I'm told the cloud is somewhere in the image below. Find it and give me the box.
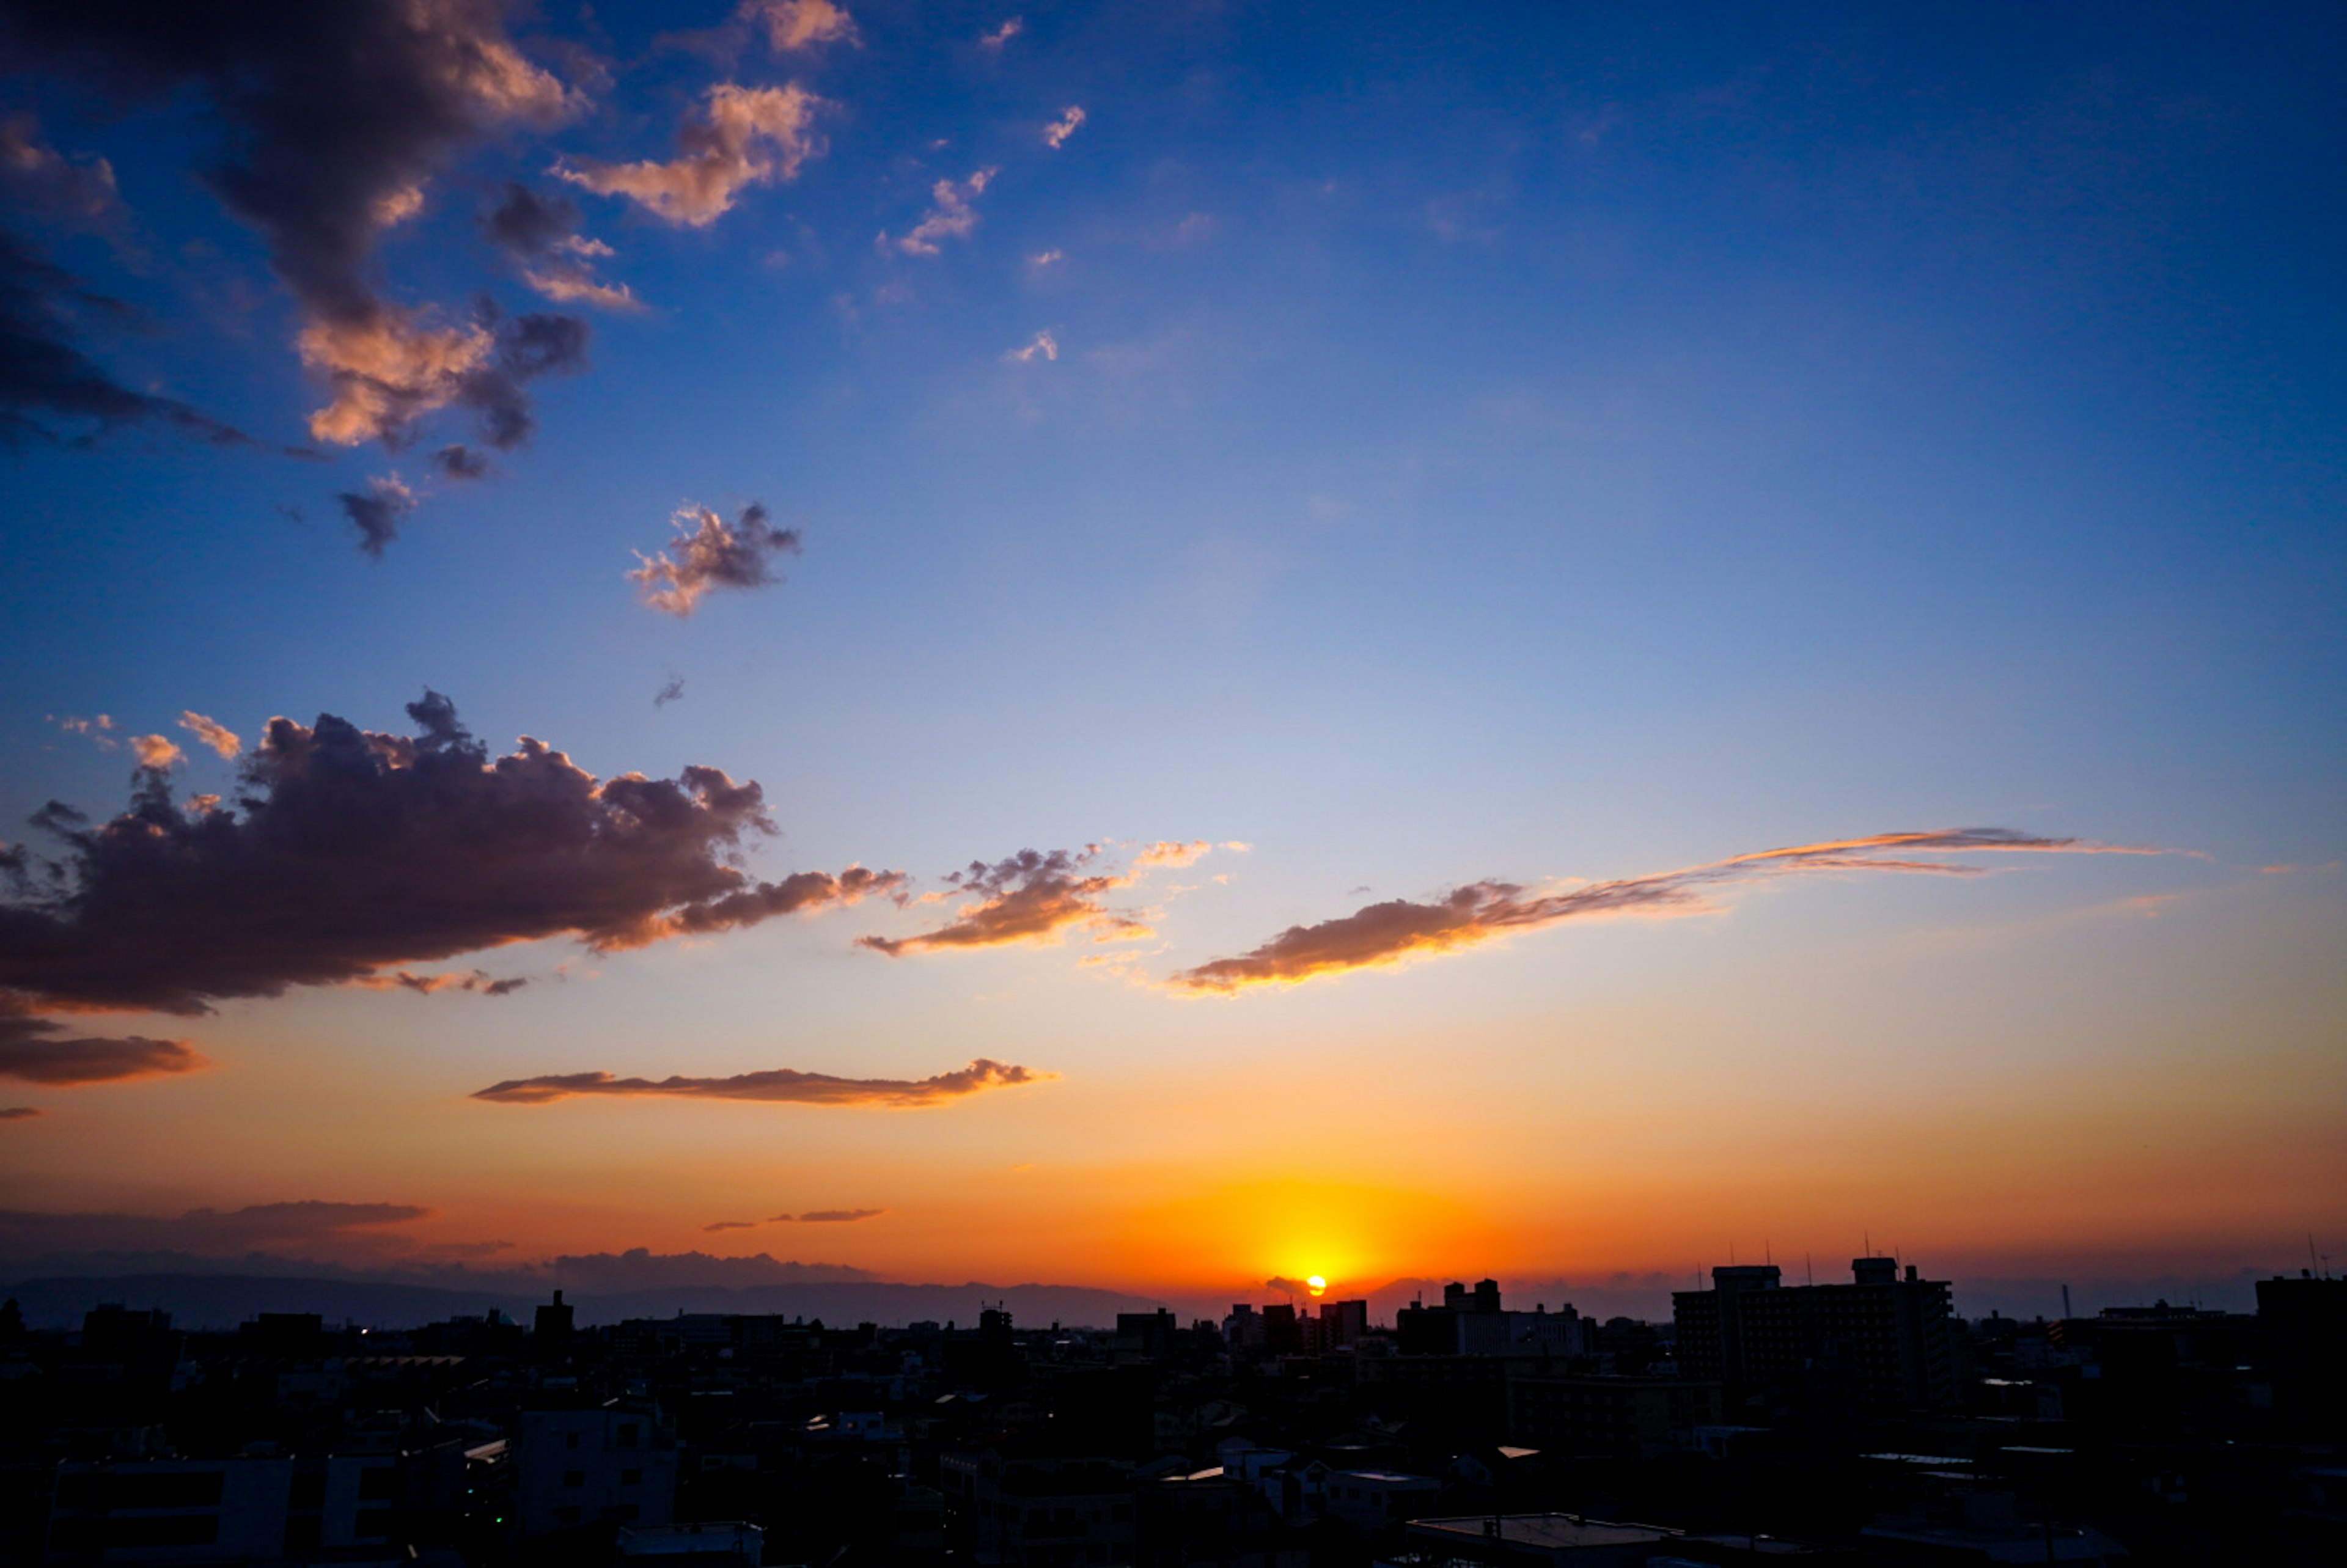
[0,228,251,449]
[0,690,902,1019]
[884,168,996,257]
[703,1218,755,1232]
[545,1249,871,1293]
[0,1200,427,1262]
[1169,829,2167,993]
[1133,840,1230,869]
[0,115,121,224]
[1029,247,1063,268]
[480,183,641,311]
[747,0,859,52]
[979,18,1024,52]
[472,1058,1045,1107]
[558,83,825,227]
[434,443,490,480]
[629,501,803,615]
[177,712,242,760]
[301,304,589,452]
[6,0,582,450]
[0,1106,40,1121]
[0,1006,205,1085]
[337,473,416,558]
[1004,329,1057,363]
[653,675,687,708]
[792,1207,884,1223]
[859,846,1148,956]
[348,969,527,997]
[128,735,183,770]
[1043,106,1086,148]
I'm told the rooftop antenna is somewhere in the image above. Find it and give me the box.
[1805,1253,1813,1287]
[1765,1240,1772,1266]
[1728,1242,1736,1266]
[2061,1284,2073,1320]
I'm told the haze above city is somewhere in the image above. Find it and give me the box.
[2,0,2341,1323]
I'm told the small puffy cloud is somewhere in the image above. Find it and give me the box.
[979,17,1024,51]
[177,713,241,760]
[472,1058,1045,1107]
[860,846,1147,956]
[1168,829,2169,994]
[338,474,416,559]
[559,84,826,227]
[53,714,117,749]
[630,502,803,616]
[481,186,645,310]
[1029,247,1063,268]
[884,168,996,257]
[0,690,901,1018]
[1043,106,1086,148]
[434,443,491,480]
[128,735,183,770]
[0,1006,205,1085]
[1004,330,1057,364]
[747,0,859,52]
[1133,840,1213,869]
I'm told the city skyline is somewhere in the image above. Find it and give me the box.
[3,1,2343,1318]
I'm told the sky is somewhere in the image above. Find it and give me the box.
[1,0,2341,1322]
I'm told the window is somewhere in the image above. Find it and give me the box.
[621,1468,642,1486]
[562,1470,584,1488]
[565,1432,581,1449]
[617,1422,639,1447]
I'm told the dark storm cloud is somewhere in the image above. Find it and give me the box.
[0,1004,205,1085]
[337,473,416,557]
[471,1058,1045,1107]
[0,691,902,1018]
[0,228,249,448]
[1168,829,2165,993]
[629,502,802,615]
[859,847,1145,956]
[0,0,584,448]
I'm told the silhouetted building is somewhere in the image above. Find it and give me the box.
[1673,1258,1958,1410]
[1507,1374,1723,1457]
[2258,1273,2347,1435]
[1318,1299,1368,1348]
[534,1288,575,1360]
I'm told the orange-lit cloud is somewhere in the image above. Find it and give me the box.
[860,847,1143,955]
[1043,106,1087,148]
[629,502,802,615]
[0,1006,205,1085]
[1170,828,2164,994]
[177,712,241,759]
[979,18,1024,53]
[792,1207,886,1222]
[559,84,825,227]
[128,734,183,770]
[349,969,527,997]
[472,1058,1045,1107]
[885,168,995,256]
[747,0,859,52]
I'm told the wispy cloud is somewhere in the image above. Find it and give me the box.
[177,712,241,760]
[559,84,826,227]
[790,1207,884,1223]
[703,1218,756,1232]
[1169,829,2167,994]
[472,1059,1046,1107]
[629,502,803,615]
[0,1106,41,1121]
[858,841,1237,958]
[349,969,527,997]
[1043,106,1087,148]
[1004,329,1058,363]
[884,169,996,257]
[979,18,1024,53]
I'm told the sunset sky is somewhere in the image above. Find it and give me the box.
[2,1,2341,1320]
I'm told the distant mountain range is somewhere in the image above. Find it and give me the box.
[0,1271,1203,1332]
